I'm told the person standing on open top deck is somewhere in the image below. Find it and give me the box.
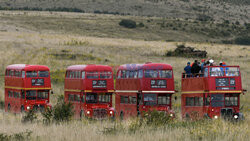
[184,62,192,77]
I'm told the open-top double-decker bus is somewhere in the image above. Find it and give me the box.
[64,65,115,119]
[115,63,175,119]
[5,64,52,113]
[181,65,245,120]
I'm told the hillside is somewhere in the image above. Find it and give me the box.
[0,10,249,141]
[0,0,250,23]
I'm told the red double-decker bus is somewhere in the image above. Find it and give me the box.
[5,64,52,113]
[115,63,175,119]
[64,65,115,119]
[181,65,245,120]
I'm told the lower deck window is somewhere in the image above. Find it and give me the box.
[144,94,157,106]
[120,96,129,104]
[158,95,170,105]
[225,94,238,106]
[99,94,111,103]
[186,97,203,106]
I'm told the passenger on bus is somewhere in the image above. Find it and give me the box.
[201,59,206,73]
[209,59,214,66]
[184,62,191,77]
[191,60,201,77]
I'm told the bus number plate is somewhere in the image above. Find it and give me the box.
[92,80,107,88]
[32,79,44,86]
[151,80,166,88]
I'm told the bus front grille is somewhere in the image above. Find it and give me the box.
[93,109,108,118]
[221,108,233,118]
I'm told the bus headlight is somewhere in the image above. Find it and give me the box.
[214,115,218,119]
[234,115,238,119]
[27,106,30,110]
[110,111,113,114]
[87,111,90,115]
[170,113,173,117]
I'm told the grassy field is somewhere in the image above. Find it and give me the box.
[0,11,249,140]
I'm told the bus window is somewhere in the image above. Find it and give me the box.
[75,95,80,102]
[68,94,74,101]
[100,72,112,79]
[138,70,143,78]
[26,91,37,100]
[126,71,130,78]
[186,97,194,106]
[99,94,111,103]
[158,95,170,105]
[86,72,99,79]
[8,91,13,98]
[38,71,49,77]
[225,67,239,76]
[26,71,37,77]
[129,71,134,78]
[121,70,126,78]
[145,70,158,78]
[211,94,224,107]
[86,93,98,103]
[204,95,210,106]
[37,91,49,99]
[117,70,121,79]
[159,70,172,78]
[21,91,25,99]
[22,71,25,78]
[10,70,14,76]
[15,71,21,77]
[225,94,238,106]
[210,67,223,77]
[204,68,208,77]
[144,94,157,106]
[82,94,85,103]
[81,71,85,79]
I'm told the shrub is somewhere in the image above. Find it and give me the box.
[119,19,137,28]
[234,35,250,45]
[22,110,37,123]
[52,102,74,123]
[137,22,145,27]
[143,110,172,126]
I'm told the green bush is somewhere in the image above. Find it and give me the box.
[22,110,37,123]
[52,102,74,123]
[119,19,137,28]
[234,36,250,45]
[143,110,172,126]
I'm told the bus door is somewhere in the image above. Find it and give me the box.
[137,93,143,116]
[203,93,210,118]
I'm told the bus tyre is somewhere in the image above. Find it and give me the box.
[185,113,190,120]
[21,106,25,113]
[8,104,11,112]
[120,112,124,120]
[80,110,84,119]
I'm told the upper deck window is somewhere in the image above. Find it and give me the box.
[225,67,239,76]
[138,70,143,78]
[210,67,223,77]
[82,71,85,79]
[100,72,112,79]
[26,71,37,77]
[159,70,172,78]
[86,72,99,79]
[145,70,158,78]
[38,71,49,77]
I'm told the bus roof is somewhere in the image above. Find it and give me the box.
[66,65,112,71]
[118,63,173,70]
[6,64,50,71]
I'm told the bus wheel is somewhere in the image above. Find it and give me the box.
[120,112,124,120]
[185,113,190,120]
[7,104,11,112]
[80,110,84,119]
[21,106,25,113]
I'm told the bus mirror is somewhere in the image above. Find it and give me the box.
[51,90,54,94]
[174,96,177,101]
